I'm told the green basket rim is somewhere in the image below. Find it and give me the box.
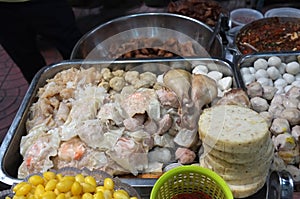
[150,165,234,199]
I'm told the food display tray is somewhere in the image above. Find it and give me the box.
[0,57,238,198]
[235,51,300,195]
[235,51,300,88]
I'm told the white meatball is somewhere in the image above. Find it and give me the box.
[275,86,284,95]
[270,118,290,135]
[268,56,282,68]
[255,69,268,79]
[247,82,263,98]
[259,111,273,127]
[217,77,232,91]
[268,103,285,118]
[257,77,271,86]
[283,73,295,84]
[291,125,300,141]
[271,95,284,105]
[242,74,255,85]
[262,85,278,100]
[207,71,223,81]
[249,67,256,74]
[254,58,268,70]
[267,66,280,80]
[283,97,298,109]
[295,73,300,80]
[278,63,287,74]
[192,64,208,74]
[240,67,250,75]
[286,61,300,75]
[250,97,269,112]
[273,133,296,151]
[284,85,293,93]
[281,108,300,125]
[274,78,288,88]
[292,80,300,88]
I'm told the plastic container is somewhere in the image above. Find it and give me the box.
[264,7,300,18]
[230,8,263,27]
[150,165,233,199]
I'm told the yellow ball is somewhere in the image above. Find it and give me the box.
[71,181,83,196]
[15,183,32,196]
[56,180,73,193]
[43,171,56,181]
[44,179,58,191]
[28,175,44,186]
[84,176,97,187]
[103,178,114,190]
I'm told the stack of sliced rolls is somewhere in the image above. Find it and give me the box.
[198,105,274,198]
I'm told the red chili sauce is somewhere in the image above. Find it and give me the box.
[237,19,300,54]
[171,192,212,199]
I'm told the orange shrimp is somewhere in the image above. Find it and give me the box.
[58,137,86,161]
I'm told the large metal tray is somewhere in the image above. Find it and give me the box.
[0,57,237,198]
[235,51,300,196]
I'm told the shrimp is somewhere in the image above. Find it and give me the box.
[121,88,159,120]
[58,137,86,161]
[18,129,60,178]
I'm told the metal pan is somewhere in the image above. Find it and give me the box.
[70,13,225,60]
[235,17,300,55]
[0,57,237,198]
[235,51,300,89]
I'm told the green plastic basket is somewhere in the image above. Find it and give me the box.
[150,165,233,199]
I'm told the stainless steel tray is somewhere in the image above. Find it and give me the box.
[235,51,300,196]
[235,51,300,89]
[0,57,237,198]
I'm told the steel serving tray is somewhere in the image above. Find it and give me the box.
[235,51,300,89]
[0,57,237,198]
[235,51,300,197]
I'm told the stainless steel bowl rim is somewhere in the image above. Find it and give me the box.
[71,12,224,59]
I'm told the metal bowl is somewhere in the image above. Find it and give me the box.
[235,17,300,55]
[70,13,224,59]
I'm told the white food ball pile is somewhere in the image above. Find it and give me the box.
[192,64,233,97]
[242,55,300,184]
[241,56,300,94]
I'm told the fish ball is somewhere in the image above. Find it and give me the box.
[275,86,284,95]
[292,80,300,88]
[268,56,282,68]
[255,69,268,79]
[242,74,255,85]
[284,85,293,93]
[250,97,269,112]
[257,77,271,86]
[274,78,287,88]
[218,77,232,91]
[267,66,280,80]
[286,61,300,75]
[295,73,300,81]
[254,58,268,70]
[249,67,256,74]
[207,71,223,81]
[240,67,250,75]
[283,73,295,84]
[192,65,208,74]
[278,63,287,74]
